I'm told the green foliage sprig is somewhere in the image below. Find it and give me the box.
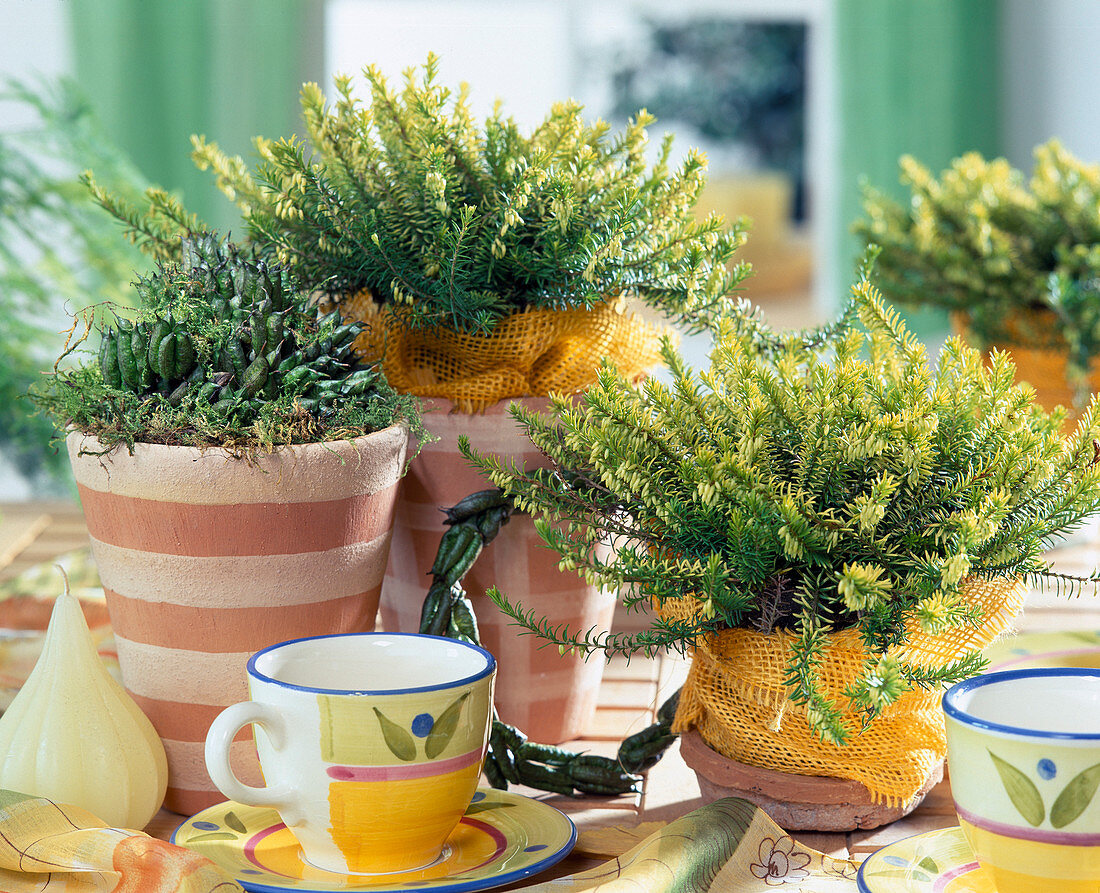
[0,78,151,486]
[462,269,1100,745]
[92,54,749,335]
[855,140,1100,392]
[30,234,421,455]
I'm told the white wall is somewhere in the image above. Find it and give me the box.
[0,0,72,116]
[1002,0,1100,171]
[325,0,574,131]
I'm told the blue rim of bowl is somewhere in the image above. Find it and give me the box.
[855,829,922,892]
[943,668,1100,740]
[247,632,497,695]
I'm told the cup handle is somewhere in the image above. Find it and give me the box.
[205,701,295,812]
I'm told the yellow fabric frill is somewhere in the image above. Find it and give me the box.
[664,576,1027,805]
[340,292,664,413]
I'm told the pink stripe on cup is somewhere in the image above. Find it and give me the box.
[956,803,1100,845]
[326,746,485,782]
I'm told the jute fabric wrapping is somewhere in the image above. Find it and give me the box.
[950,310,1100,421]
[663,576,1027,805]
[340,292,663,413]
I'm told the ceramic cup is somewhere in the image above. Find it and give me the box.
[943,668,1100,892]
[205,632,496,875]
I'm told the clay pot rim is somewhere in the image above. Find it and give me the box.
[66,423,407,457]
[66,424,410,503]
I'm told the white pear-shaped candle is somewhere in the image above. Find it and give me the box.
[0,572,167,828]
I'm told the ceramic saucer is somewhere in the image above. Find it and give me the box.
[173,788,576,893]
[857,827,992,892]
[985,629,1100,672]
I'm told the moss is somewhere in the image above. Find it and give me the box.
[30,234,425,460]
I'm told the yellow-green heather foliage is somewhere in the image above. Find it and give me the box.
[90,54,748,335]
[463,268,1100,745]
[856,140,1100,391]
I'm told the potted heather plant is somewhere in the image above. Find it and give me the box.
[855,139,1100,417]
[85,54,749,742]
[31,233,421,814]
[462,263,1100,830]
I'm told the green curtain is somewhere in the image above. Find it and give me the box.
[835,0,1000,329]
[69,0,322,235]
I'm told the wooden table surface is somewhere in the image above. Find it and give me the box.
[3,499,1100,883]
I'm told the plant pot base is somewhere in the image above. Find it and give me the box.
[679,728,943,831]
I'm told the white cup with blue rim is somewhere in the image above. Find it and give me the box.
[943,668,1100,892]
[205,632,496,875]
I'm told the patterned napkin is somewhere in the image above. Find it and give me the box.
[0,790,242,892]
[530,798,860,892]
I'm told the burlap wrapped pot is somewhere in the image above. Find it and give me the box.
[341,291,662,413]
[338,291,664,743]
[663,576,1027,806]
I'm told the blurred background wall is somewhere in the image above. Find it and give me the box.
[1,0,1099,497]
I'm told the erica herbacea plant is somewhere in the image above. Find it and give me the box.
[856,140,1100,393]
[97,54,747,336]
[463,268,1100,744]
[32,233,420,454]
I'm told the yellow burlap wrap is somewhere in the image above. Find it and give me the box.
[340,291,664,412]
[663,576,1027,804]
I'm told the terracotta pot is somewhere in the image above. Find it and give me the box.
[67,427,408,815]
[679,728,943,831]
[380,398,616,743]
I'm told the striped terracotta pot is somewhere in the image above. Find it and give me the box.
[67,427,407,815]
[380,399,616,744]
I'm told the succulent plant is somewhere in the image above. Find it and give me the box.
[32,233,420,453]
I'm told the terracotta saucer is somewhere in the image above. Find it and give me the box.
[679,728,943,831]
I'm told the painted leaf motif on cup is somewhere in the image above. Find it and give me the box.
[373,707,417,761]
[425,691,470,760]
[1051,762,1100,829]
[989,750,1045,827]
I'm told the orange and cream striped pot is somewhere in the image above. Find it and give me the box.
[67,427,408,815]
[380,398,616,744]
